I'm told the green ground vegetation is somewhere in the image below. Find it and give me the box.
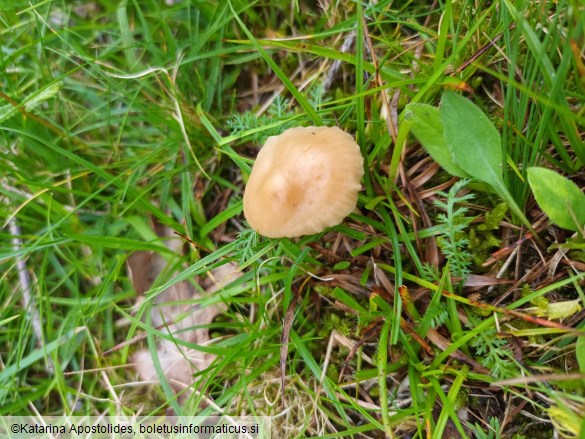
[1,0,584,437]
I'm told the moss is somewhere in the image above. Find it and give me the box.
[454,387,468,410]
[326,364,340,381]
[318,313,353,338]
[467,202,508,267]
[478,202,509,231]
[523,283,549,308]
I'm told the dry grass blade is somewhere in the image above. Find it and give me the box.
[425,328,491,374]
[492,373,585,388]
[8,218,44,346]
[463,275,515,287]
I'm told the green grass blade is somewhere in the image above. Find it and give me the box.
[227,1,321,126]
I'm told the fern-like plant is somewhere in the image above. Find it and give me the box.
[467,315,518,379]
[226,83,327,144]
[433,179,475,285]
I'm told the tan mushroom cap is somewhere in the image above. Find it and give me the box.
[243,126,364,238]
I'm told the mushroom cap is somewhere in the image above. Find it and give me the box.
[243,126,364,238]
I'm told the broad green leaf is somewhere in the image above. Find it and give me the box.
[404,103,470,178]
[439,92,536,235]
[527,167,585,232]
[439,91,502,186]
[524,299,582,320]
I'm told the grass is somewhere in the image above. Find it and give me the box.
[1,0,585,437]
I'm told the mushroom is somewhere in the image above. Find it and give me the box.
[243,126,364,238]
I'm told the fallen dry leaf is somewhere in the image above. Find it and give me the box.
[127,225,239,397]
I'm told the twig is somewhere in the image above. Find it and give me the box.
[323,31,356,91]
[8,217,54,372]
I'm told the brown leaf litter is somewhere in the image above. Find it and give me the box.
[127,224,239,400]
